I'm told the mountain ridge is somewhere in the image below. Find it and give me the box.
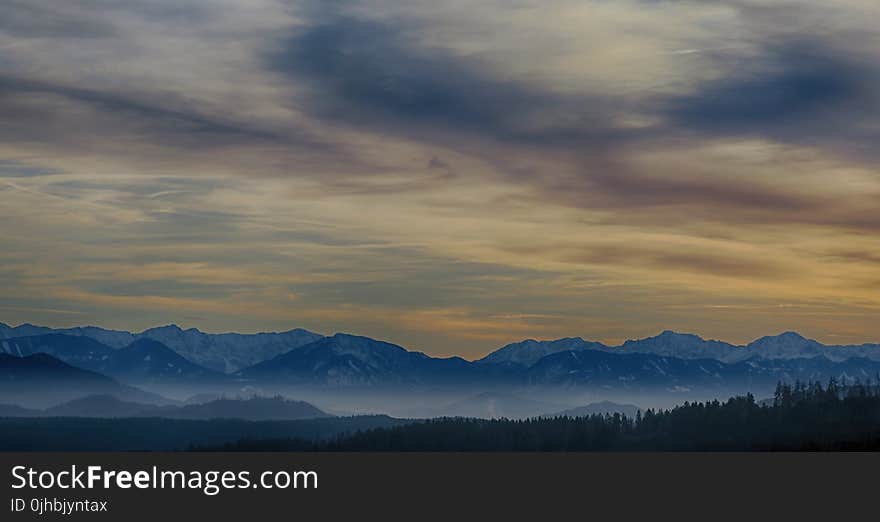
[1,334,225,384]
[1,323,324,372]
[0,352,169,408]
[481,330,880,366]
[4,323,880,395]
[7,322,880,367]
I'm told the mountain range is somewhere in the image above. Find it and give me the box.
[3,322,880,397]
[0,334,223,383]
[0,323,321,372]
[482,330,880,365]
[236,333,510,386]
[0,352,168,408]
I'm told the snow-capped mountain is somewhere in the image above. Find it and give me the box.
[525,349,732,389]
[237,333,509,386]
[736,331,880,362]
[523,349,880,390]
[618,330,741,361]
[5,321,880,393]
[1,334,223,383]
[1,333,115,369]
[480,330,880,366]
[0,323,324,373]
[99,338,224,382]
[136,325,323,373]
[478,337,608,367]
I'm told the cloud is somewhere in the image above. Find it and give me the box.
[0,72,339,166]
[0,0,117,39]
[267,8,638,149]
[503,240,789,280]
[665,40,879,148]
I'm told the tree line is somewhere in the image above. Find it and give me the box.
[205,379,880,451]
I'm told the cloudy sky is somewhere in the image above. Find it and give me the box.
[2,0,880,357]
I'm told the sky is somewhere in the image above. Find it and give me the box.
[1,0,880,358]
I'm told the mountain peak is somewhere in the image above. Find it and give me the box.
[478,337,604,367]
[750,331,812,344]
[743,331,825,360]
[327,332,390,345]
[280,327,319,335]
[142,324,184,334]
[655,330,701,339]
[624,330,707,345]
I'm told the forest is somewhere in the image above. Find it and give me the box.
[204,380,880,451]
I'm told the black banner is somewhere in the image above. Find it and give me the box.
[2,452,877,520]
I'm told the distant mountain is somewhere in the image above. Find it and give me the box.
[137,325,323,373]
[525,350,732,390]
[524,349,880,391]
[100,338,224,383]
[0,403,40,417]
[545,401,641,419]
[55,326,136,349]
[431,392,562,419]
[730,355,880,385]
[0,352,117,387]
[0,323,324,373]
[41,394,329,420]
[0,323,135,346]
[0,323,56,339]
[172,396,330,420]
[6,322,880,394]
[183,393,224,405]
[237,331,880,392]
[0,415,409,451]
[482,330,880,366]
[45,394,162,417]
[617,330,741,361]
[237,333,511,386]
[1,334,115,369]
[0,353,167,408]
[1,334,224,383]
[478,337,607,367]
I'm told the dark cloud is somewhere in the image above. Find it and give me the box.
[0,76,282,148]
[648,252,786,279]
[585,166,821,213]
[270,9,880,160]
[0,160,60,178]
[0,1,116,39]
[549,161,880,233]
[665,40,880,153]
[0,0,214,39]
[0,74,367,180]
[268,14,629,147]
[505,242,788,280]
[265,9,880,236]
